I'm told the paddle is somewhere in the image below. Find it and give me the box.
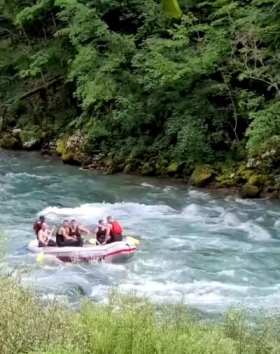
[126,236,140,246]
[36,252,45,264]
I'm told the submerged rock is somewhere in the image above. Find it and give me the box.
[190,165,214,187]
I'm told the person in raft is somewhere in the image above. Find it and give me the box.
[95,219,107,245]
[33,215,46,237]
[105,216,123,243]
[37,222,56,247]
[56,219,81,247]
[69,219,90,243]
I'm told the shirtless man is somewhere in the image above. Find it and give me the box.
[37,223,56,247]
[33,215,46,238]
[56,219,83,247]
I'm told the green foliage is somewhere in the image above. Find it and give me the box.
[1,278,280,354]
[15,0,54,27]
[1,0,280,175]
[161,0,182,18]
[246,101,280,155]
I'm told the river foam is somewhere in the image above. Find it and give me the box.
[1,150,280,313]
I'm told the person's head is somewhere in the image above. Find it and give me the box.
[63,219,69,227]
[98,219,106,226]
[39,215,45,223]
[41,222,48,231]
[107,216,113,224]
[70,219,77,227]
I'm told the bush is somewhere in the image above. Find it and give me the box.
[0,278,280,353]
[246,101,280,156]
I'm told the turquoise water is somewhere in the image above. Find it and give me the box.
[1,149,280,313]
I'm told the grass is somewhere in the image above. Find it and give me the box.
[0,278,279,354]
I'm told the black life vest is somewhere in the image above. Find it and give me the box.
[69,226,81,238]
[96,226,106,243]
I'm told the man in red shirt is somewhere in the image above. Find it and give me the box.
[105,216,123,243]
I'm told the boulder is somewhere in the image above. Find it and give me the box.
[20,129,42,151]
[190,165,214,187]
[141,162,155,176]
[240,184,260,198]
[61,152,82,166]
[166,161,180,175]
[56,137,67,156]
[248,174,268,187]
[11,128,22,136]
[22,138,41,150]
[0,132,22,149]
[123,163,133,174]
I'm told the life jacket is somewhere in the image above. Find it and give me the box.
[69,226,81,238]
[33,221,43,239]
[110,221,123,237]
[56,227,68,242]
[96,226,106,244]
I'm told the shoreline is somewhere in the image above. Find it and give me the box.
[2,145,278,201]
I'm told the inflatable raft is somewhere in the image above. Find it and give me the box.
[28,238,137,263]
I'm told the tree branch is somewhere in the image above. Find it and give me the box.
[19,76,64,101]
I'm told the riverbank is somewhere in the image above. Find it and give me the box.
[1,129,279,199]
[0,277,279,354]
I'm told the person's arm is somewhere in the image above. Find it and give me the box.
[38,230,47,246]
[104,224,111,243]
[79,225,90,235]
[63,231,74,240]
[59,227,74,240]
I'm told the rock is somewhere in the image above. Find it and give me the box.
[141,162,155,176]
[11,128,22,135]
[155,159,168,175]
[22,138,40,150]
[55,133,89,166]
[190,165,214,187]
[61,152,82,166]
[240,184,260,198]
[123,164,133,174]
[41,141,56,155]
[0,132,22,149]
[56,137,67,156]
[166,161,181,175]
[248,174,268,187]
[104,156,123,174]
[19,128,43,151]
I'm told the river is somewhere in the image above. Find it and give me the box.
[1,149,280,314]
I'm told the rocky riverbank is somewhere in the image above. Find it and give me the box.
[1,128,280,199]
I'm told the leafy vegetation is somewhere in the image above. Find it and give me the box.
[0,0,280,189]
[0,277,280,354]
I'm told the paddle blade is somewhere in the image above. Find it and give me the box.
[36,252,45,264]
[126,236,140,246]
